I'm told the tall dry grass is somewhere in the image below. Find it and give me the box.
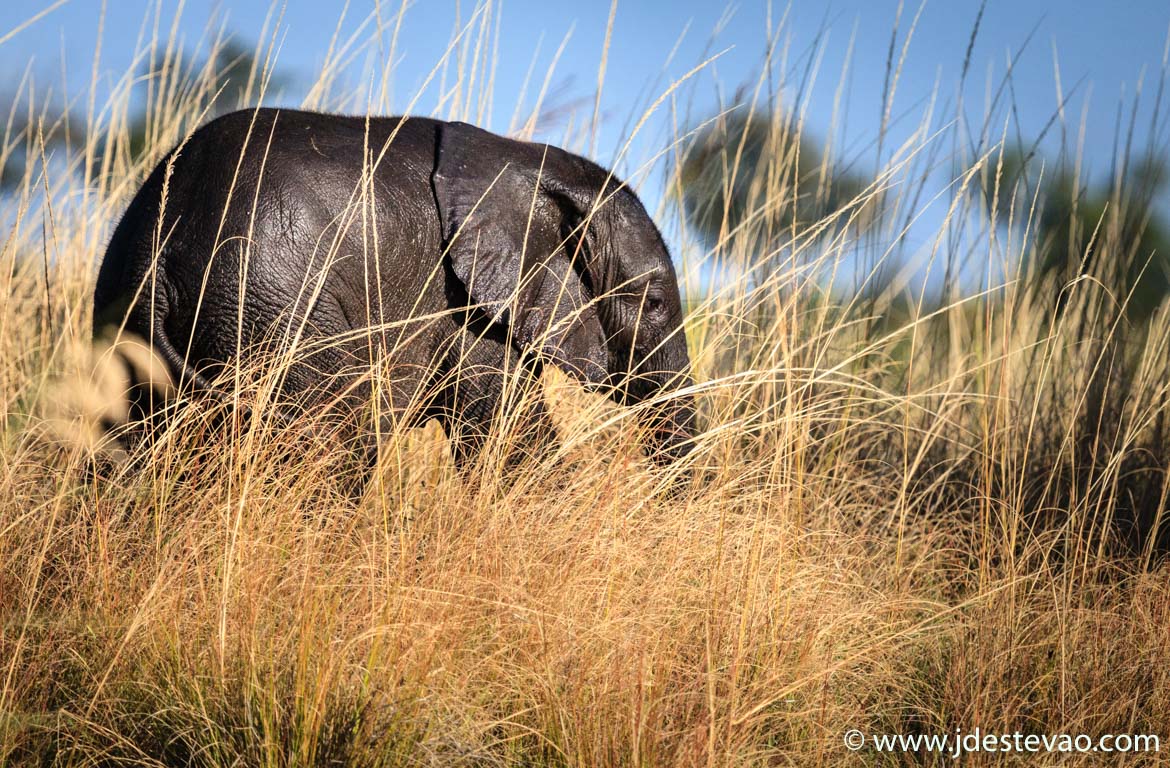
[3,2,1170,766]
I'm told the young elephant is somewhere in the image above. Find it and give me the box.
[93,109,696,474]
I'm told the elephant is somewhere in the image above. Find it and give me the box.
[92,108,697,480]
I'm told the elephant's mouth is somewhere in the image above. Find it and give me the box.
[598,363,660,405]
[646,395,698,464]
[597,367,697,465]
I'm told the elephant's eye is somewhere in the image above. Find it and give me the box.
[644,295,666,316]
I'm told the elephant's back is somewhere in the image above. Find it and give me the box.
[215,110,451,338]
[169,109,441,224]
[181,109,449,343]
[200,109,443,271]
[96,109,452,394]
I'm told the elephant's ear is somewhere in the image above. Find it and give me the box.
[433,121,607,385]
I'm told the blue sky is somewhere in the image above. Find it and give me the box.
[4,0,1170,277]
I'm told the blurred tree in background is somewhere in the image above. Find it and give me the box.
[0,90,84,190]
[110,38,288,172]
[676,104,878,251]
[1,36,286,191]
[992,145,1170,322]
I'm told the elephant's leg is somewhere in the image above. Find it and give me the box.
[294,340,439,499]
[505,394,559,469]
[434,356,558,474]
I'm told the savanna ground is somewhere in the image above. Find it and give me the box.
[3,2,1170,766]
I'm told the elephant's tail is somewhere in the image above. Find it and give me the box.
[143,310,218,396]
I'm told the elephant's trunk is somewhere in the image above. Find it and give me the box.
[642,375,698,467]
[610,329,698,471]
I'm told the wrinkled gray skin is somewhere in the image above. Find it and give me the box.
[94,108,696,477]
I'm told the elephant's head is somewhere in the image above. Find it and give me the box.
[432,121,697,466]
